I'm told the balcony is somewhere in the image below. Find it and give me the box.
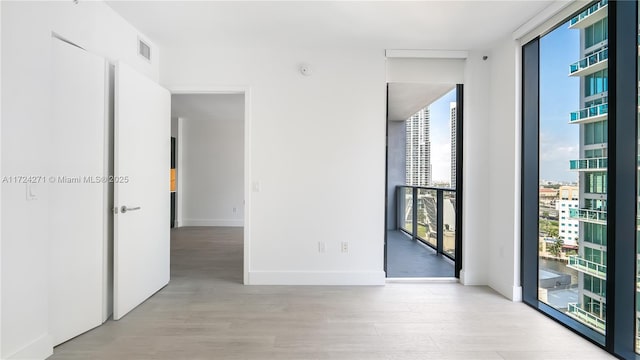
[569,48,608,77]
[569,208,606,225]
[567,255,607,280]
[569,157,607,171]
[566,303,606,334]
[569,103,607,124]
[397,186,457,261]
[569,0,608,30]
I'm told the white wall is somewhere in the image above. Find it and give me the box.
[486,37,522,301]
[460,51,492,286]
[1,2,158,358]
[162,47,387,285]
[162,45,500,286]
[172,94,245,227]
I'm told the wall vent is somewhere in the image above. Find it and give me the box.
[138,38,151,62]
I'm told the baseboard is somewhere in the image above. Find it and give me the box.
[182,219,243,227]
[511,285,523,302]
[5,333,52,360]
[458,269,487,286]
[248,271,385,285]
[386,277,458,283]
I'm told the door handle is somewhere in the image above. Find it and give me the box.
[121,206,141,214]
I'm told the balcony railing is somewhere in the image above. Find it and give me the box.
[567,303,606,334]
[569,47,608,76]
[569,157,607,171]
[397,185,457,260]
[569,0,608,29]
[567,255,607,280]
[570,103,608,123]
[569,208,607,224]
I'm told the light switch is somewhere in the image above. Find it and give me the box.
[26,183,38,201]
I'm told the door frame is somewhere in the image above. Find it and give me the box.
[383,84,463,278]
[169,86,252,285]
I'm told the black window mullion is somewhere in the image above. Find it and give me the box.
[607,0,638,357]
[455,84,463,278]
[521,39,540,306]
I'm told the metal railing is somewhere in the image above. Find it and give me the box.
[567,255,607,280]
[567,303,606,334]
[397,185,456,260]
[569,208,607,224]
[569,47,608,74]
[569,157,608,171]
[569,0,608,27]
[570,103,608,123]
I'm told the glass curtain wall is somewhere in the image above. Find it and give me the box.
[524,1,640,357]
[537,9,608,337]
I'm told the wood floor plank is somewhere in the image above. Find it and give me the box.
[49,227,614,359]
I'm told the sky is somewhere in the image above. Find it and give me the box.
[418,20,580,184]
[539,20,580,183]
[429,89,456,183]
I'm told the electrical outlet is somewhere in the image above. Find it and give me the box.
[341,241,348,253]
[232,207,237,213]
[318,241,325,253]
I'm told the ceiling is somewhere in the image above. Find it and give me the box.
[388,83,454,121]
[106,1,554,50]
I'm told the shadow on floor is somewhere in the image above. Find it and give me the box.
[386,230,454,277]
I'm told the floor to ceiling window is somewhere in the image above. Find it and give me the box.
[523,1,638,358]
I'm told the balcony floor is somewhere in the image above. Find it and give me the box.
[386,230,454,278]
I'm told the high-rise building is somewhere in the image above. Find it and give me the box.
[449,102,457,189]
[405,107,431,186]
[556,185,579,247]
[564,4,608,334]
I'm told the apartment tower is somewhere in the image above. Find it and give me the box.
[565,0,609,335]
[450,102,457,189]
[405,107,432,186]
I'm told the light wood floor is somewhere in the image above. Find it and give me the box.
[50,227,614,359]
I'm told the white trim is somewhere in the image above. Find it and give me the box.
[513,41,524,304]
[385,277,458,284]
[5,334,52,360]
[513,0,589,45]
[248,271,386,285]
[176,117,185,228]
[171,85,247,95]
[168,85,251,286]
[385,49,468,59]
[0,2,3,355]
[243,89,252,285]
[512,286,524,302]
[182,219,244,227]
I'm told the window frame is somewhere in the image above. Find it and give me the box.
[520,1,639,357]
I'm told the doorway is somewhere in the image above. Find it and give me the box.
[385,83,463,278]
[170,92,248,283]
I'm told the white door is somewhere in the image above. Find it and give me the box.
[113,62,171,320]
[49,38,109,345]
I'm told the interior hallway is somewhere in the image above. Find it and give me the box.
[50,227,613,359]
